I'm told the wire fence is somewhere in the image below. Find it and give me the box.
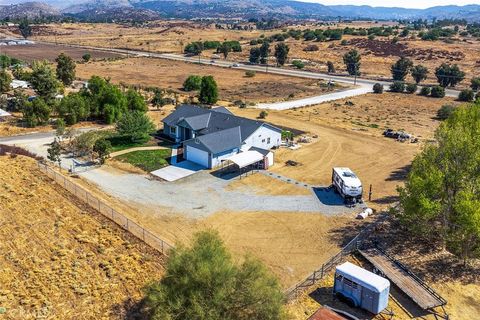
[284,213,390,301]
[36,161,173,256]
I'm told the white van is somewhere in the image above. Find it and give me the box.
[332,167,363,202]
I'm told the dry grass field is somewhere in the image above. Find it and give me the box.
[0,155,165,319]
[76,57,339,103]
[27,21,480,86]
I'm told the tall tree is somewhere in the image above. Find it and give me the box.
[391,57,413,81]
[218,42,232,59]
[143,231,285,320]
[151,88,166,110]
[327,61,336,73]
[274,43,290,66]
[470,77,480,91]
[259,41,270,65]
[435,63,465,87]
[126,89,147,112]
[411,65,429,84]
[249,47,261,64]
[116,111,155,143]
[56,53,76,86]
[343,49,361,76]
[47,138,62,168]
[18,18,32,39]
[199,76,218,105]
[0,69,12,93]
[30,60,60,99]
[398,103,480,263]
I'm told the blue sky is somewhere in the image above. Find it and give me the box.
[303,0,478,9]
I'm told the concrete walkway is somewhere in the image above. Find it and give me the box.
[110,146,168,157]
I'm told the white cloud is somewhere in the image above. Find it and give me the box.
[301,0,478,9]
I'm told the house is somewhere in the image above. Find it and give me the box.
[162,105,282,169]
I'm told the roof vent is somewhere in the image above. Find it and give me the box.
[195,138,200,144]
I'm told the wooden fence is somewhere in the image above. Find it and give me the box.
[37,162,173,256]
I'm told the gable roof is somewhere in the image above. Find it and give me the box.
[184,126,242,155]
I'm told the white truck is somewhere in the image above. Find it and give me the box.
[332,167,363,203]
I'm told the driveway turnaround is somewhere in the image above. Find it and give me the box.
[151,161,205,182]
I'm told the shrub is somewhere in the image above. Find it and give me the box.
[405,83,418,94]
[471,77,480,91]
[431,85,446,98]
[82,53,91,62]
[420,86,431,96]
[389,81,405,93]
[259,110,268,119]
[116,111,155,143]
[458,89,475,102]
[183,75,202,91]
[245,70,256,78]
[303,44,319,52]
[291,60,305,69]
[437,104,455,120]
[373,83,384,94]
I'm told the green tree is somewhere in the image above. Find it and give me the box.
[151,88,166,110]
[437,104,455,120]
[82,53,91,63]
[431,85,446,98]
[391,57,413,81]
[18,18,32,39]
[249,47,261,64]
[343,49,361,76]
[373,83,384,94]
[0,69,12,93]
[56,53,76,86]
[218,42,232,59]
[143,231,285,320]
[274,43,289,66]
[93,138,111,164]
[327,61,335,73]
[55,118,66,139]
[389,81,405,93]
[435,63,465,87]
[22,98,52,127]
[458,89,475,102]
[30,60,61,99]
[126,89,147,112]
[184,42,203,55]
[470,77,480,91]
[199,76,218,105]
[398,103,480,263]
[411,65,429,84]
[47,138,62,167]
[259,42,270,65]
[116,111,155,143]
[291,60,305,69]
[57,92,89,125]
[183,75,202,91]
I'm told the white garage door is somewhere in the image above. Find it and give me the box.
[185,146,210,168]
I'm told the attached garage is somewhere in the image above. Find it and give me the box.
[185,145,210,168]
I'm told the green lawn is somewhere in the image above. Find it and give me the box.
[115,149,172,172]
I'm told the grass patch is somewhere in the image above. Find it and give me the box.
[115,149,171,172]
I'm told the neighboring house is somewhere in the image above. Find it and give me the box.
[163,105,282,168]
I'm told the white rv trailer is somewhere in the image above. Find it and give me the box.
[332,167,363,202]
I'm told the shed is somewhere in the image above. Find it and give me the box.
[334,262,390,314]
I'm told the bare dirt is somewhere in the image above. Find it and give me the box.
[0,155,165,319]
[76,57,339,103]
[226,173,312,196]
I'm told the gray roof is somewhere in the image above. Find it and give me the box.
[249,146,271,156]
[184,126,242,155]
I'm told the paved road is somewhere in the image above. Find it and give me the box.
[38,41,460,105]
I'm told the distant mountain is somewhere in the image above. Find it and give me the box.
[2,0,480,22]
[0,1,60,19]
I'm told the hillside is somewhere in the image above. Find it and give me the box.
[0,155,165,318]
[0,2,59,19]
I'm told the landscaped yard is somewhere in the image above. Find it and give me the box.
[115,149,171,172]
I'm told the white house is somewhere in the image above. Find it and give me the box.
[162,105,282,169]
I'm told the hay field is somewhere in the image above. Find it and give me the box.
[0,155,165,319]
[76,57,338,103]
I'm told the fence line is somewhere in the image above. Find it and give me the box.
[284,213,390,301]
[36,161,173,256]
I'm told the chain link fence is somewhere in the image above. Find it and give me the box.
[37,161,173,255]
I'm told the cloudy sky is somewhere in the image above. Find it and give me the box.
[305,0,477,9]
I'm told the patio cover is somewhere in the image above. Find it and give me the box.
[226,150,264,169]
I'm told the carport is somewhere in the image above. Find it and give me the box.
[219,150,265,178]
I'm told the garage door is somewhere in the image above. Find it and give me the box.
[185,145,210,168]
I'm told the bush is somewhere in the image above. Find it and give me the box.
[420,86,431,96]
[259,110,268,119]
[437,104,455,120]
[183,75,202,91]
[303,44,319,52]
[389,81,405,93]
[405,83,418,94]
[291,60,305,69]
[245,70,256,78]
[373,83,384,94]
[116,111,155,143]
[82,53,91,62]
[431,85,446,98]
[458,89,475,102]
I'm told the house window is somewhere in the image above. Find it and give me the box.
[267,137,271,144]
[170,126,176,135]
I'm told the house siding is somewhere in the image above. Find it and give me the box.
[243,125,282,150]
[211,148,240,168]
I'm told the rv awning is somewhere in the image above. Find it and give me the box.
[226,151,264,169]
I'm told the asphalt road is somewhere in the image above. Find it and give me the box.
[38,41,461,100]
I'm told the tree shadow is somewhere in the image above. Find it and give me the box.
[371,195,399,205]
[112,297,148,320]
[385,164,411,182]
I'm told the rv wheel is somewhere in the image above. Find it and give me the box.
[346,297,356,308]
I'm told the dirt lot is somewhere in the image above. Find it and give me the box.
[76,57,341,103]
[31,21,480,87]
[0,155,165,319]
[0,43,121,62]
[226,173,312,196]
